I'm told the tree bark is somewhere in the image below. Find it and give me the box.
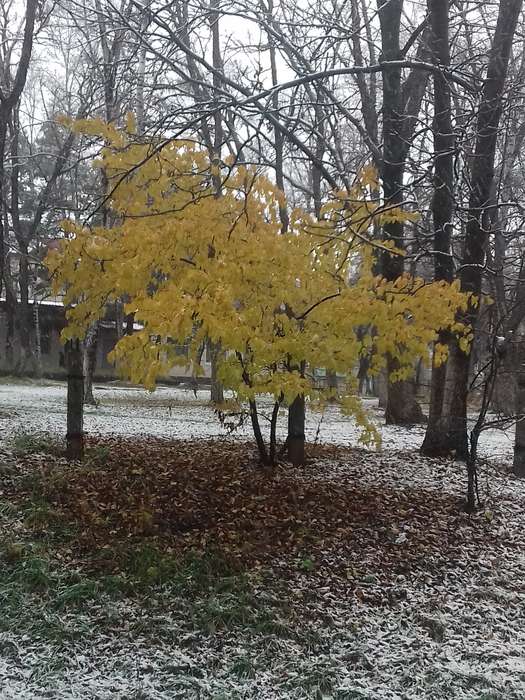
[288,394,305,467]
[269,398,282,466]
[376,367,388,407]
[377,0,425,425]
[66,340,84,460]
[421,0,456,455]
[9,110,38,375]
[83,323,99,405]
[0,0,38,326]
[209,340,224,404]
[249,399,269,465]
[0,114,6,304]
[206,0,225,406]
[267,4,307,464]
[514,335,525,477]
[327,369,339,395]
[438,0,524,458]
[15,244,36,375]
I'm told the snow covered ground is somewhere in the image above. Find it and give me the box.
[0,379,524,699]
[0,378,516,460]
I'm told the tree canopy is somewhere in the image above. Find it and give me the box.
[47,119,470,458]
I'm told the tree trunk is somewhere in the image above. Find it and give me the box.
[267,7,307,456]
[377,0,424,424]
[376,367,388,407]
[10,110,36,376]
[209,340,224,404]
[514,332,525,477]
[0,113,7,304]
[125,312,135,335]
[14,241,37,375]
[491,357,516,416]
[3,289,17,372]
[83,323,99,405]
[492,254,525,416]
[465,453,477,512]
[437,0,524,457]
[205,4,226,407]
[326,368,338,397]
[66,339,84,460]
[269,398,281,465]
[33,303,43,377]
[421,0,456,455]
[249,399,269,465]
[0,0,38,307]
[384,362,425,424]
[0,118,17,374]
[288,394,306,467]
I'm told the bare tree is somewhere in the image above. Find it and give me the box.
[425,0,524,458]
[420,0,455,454]
[0,0,38,370]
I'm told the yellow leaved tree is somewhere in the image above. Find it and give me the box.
[46,119,470,464]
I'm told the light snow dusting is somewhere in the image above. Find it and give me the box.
[0,380,515,459]
[0,380,524,699]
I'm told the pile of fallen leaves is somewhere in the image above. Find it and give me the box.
[10,435,509,594]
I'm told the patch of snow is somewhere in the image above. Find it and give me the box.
[0,382,515,461]
[0,380,524,698]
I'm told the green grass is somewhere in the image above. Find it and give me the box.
[2,453,273,638]
[11,429,64,457]
[114,545,287,635]
[0,500,18,518]
[229,654,257,679]
[23,499,64,530]
[10,430,112,470]
[84,443,111,464]
[97,543,242,593]
[0,555,91,642]
[0,443,322,654]
[283,658,340,695]
[0,536,293,647]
